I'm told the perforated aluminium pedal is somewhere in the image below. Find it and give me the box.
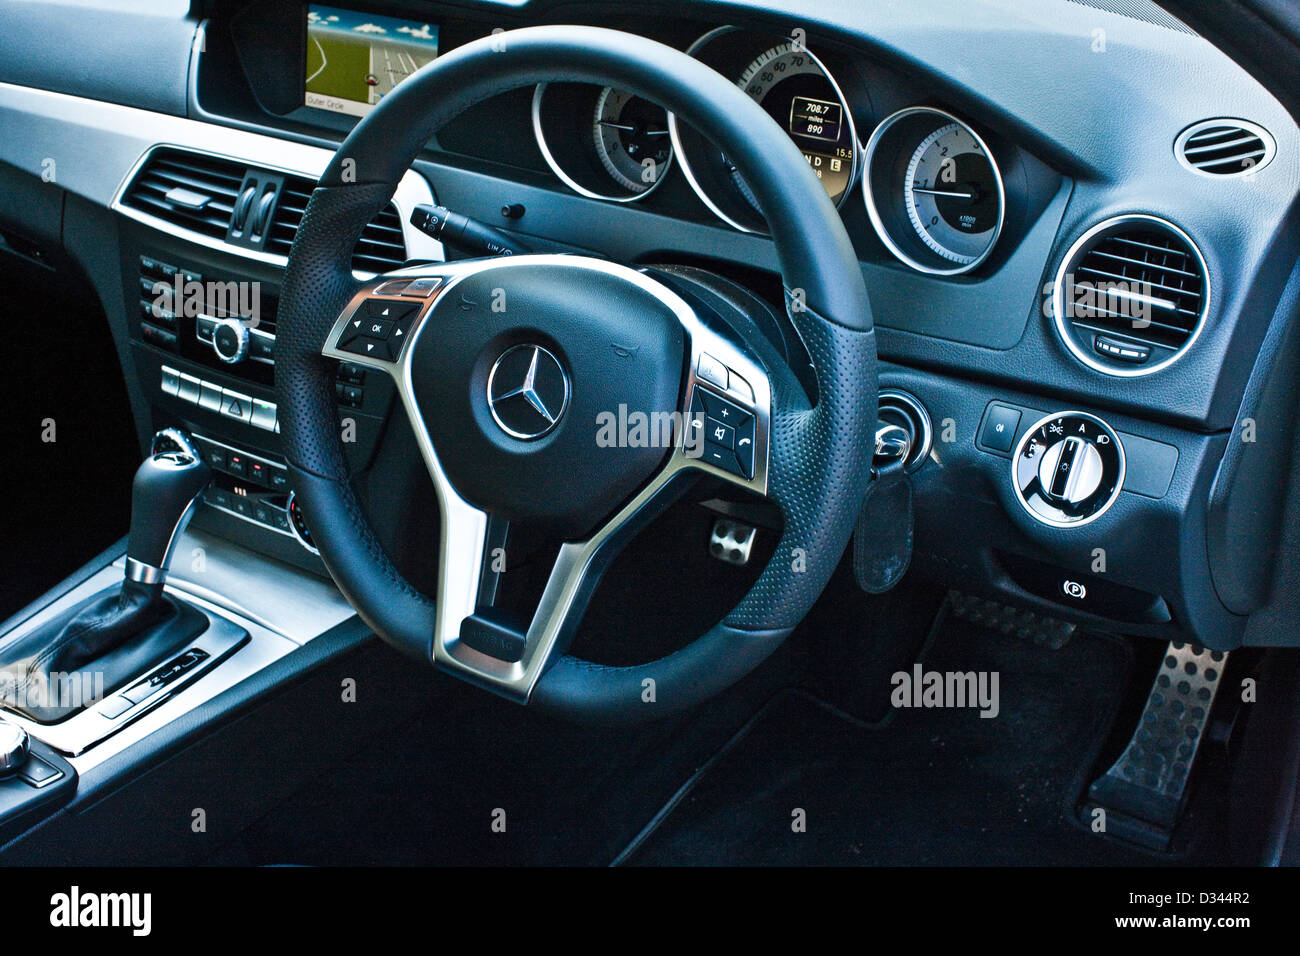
[1086,640,1228,850]
[709,518,756,566]
[946,590,1077,649]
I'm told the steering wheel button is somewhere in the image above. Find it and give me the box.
[363,318,394,339]
[697,352,729,389]
[404,277,444,297]
[366,300,416,323]
[728,370,754,403]
[703,442,740,474]
[696,386,748,426]
[706,419,735,449]
[341,336,393,361]
[734,416,756,475]
[374,278,411,296]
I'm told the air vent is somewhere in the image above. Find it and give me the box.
[120,148,243,240]
[121,148,407,273]
[1176,119,1275,177]
[267,177,408,273]
[1052,215,1209,376]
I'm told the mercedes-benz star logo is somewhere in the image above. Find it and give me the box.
[486,344,571,440]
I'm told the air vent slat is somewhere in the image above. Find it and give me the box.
[1054,216,1209,374]
[1182,134,1261,155]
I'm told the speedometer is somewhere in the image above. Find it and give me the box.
[735,43,856,205]
[863,107,1005,275]
[669,27,859,234]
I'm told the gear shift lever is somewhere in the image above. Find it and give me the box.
[124,451,212,586]
[0,449,211,723]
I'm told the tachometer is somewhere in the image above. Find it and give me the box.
[863,107,1005,275]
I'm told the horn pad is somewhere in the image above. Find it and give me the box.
[409,262,686,539]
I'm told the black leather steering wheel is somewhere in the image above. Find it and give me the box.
[275,25,877,722]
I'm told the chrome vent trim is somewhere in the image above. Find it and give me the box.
[1175,119,1275,178]
[1051,214,1210,377]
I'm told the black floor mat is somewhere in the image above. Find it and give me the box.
[624,621,1162,865]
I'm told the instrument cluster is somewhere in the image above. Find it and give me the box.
[530,24,1011,275]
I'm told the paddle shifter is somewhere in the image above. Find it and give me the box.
[0,450,211,723]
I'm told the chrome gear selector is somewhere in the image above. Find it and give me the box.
[1011,411,1124,527]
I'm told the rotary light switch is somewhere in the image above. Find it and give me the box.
[1012,411,1124,527]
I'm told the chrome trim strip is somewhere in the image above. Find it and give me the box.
[667,25,861,236]
[1050,214,1211,378]
[321,254,772,701]
[861,106,1006,276]
[531,83,674,204]
[123,557,165,585]
[1009,410,1126,529]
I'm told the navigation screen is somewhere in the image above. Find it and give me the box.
[305,6,439,117]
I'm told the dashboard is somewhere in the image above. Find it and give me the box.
[1,0,1299,654]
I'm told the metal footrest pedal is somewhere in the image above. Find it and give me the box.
[709,518,756,566]
[1085,640,1228,851]
[946,589,1077,649]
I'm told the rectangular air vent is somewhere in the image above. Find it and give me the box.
[121,149,407,272]
[266,177,408,273]
[120,148,244,240]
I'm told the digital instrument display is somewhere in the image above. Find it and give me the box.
[788,96,842,143]
[305,6,439,117]
[736,43,855,205]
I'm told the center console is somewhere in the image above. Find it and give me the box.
[0,135,443,840]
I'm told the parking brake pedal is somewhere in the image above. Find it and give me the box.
[710,518,756,566]
[1085,641,1228,851]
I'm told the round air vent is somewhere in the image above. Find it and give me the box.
[1175,119,1275,177]
[1051,215,1209,376]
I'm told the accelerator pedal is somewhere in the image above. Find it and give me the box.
[1085,640,1228,851]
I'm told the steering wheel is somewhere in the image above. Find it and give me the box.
[276,25,877,722]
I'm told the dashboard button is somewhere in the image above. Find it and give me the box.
[198,380,223,412]
[177,373,201,405]
[978,403,1021,454]
[250,398,277,431]
[220,389,253,424]
[160,366,180,397]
